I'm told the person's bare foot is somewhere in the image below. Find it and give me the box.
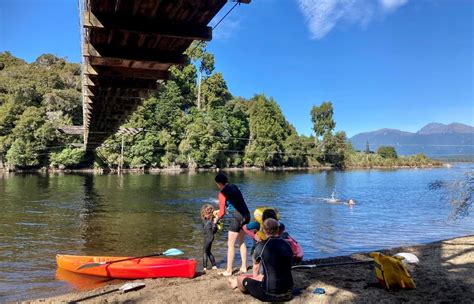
[228,277,238,289]
[239,267,247,274]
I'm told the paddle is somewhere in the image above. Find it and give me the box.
[76,248,184,270]
[292,260,371,269]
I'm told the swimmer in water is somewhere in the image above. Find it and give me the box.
[347,199,355,207]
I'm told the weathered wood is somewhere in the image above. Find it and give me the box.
[84,44,187,65]
[92,66,170,80]
[87,87,150,98]
[84,11,212,41]
[88,56,172,71]
[58,126,85,135]
[84,64,98,76]
[83,96,94,104]
[81,0,247,150]
[83,76,95,86]
[85,77,160,90]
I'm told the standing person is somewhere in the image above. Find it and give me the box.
[200,204,218,271]
[229,218,294,302]
[215,173,250,276]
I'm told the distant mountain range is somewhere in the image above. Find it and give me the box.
[350,123,474,159]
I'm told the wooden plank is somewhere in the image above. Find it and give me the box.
[93,66,170,80]
[83,76,95,86]
[84,11,212,41]
[84,43,187,64]
[87,87,150,98]
[84,64,99,76]
[84,102,93,110]
[83,96,94,104]
[84,87,95,97]
[85,75,159,89]
[58,126,85,135]
[88,56,172,71]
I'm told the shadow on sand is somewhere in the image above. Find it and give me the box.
[292,235,474,303]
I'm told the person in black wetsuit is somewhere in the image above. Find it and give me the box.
[215,173,251,276]
[200,204,218,271]
[230,218,294,302]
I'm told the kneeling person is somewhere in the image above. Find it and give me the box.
[239,218,294,302]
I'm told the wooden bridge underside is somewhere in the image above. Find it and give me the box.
[82,0,241,149]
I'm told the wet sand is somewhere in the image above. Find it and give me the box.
[29,235,474,303]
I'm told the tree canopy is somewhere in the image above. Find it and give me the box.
[0,50,436,170]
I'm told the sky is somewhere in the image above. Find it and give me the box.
[0,0,472,137]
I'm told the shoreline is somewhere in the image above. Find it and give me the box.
[0,163,446,175]
[30,235,474,303]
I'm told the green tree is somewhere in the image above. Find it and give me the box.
[283,126,308,167]
[224,98,250,166]
[377,146,398,159]
[50,148,85,169]
[323,131,350,167]
[178,109,229,168]
[6,106,58,168]
[200,72,232,110]
[244,95,290,167]
[310,101,335,138]
[186,42,215,110]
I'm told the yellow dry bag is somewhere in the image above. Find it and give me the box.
[253,207,280,241]
[369,252,416,290]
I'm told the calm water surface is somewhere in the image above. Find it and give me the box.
[1,164,473,301]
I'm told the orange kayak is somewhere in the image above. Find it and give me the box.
[56,254,197,279]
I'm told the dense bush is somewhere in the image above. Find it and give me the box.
[50,148,85,169]
[377,146,398,159]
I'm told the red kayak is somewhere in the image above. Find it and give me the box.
[56,254,197,279]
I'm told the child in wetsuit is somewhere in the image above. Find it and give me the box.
[200,204,218,271]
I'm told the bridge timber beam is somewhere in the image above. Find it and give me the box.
[80,0,251,150]
[84,12,213,41]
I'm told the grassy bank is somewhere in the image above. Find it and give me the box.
[345,152,443,168]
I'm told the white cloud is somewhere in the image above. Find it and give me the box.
[297,0,409,39]
[379,0,408,12]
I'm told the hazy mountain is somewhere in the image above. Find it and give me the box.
[417,123,474,135]
[350,123,474,159]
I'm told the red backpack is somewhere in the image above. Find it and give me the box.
[282,233,304,264]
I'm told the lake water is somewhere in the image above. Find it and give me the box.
[1,164,473,301]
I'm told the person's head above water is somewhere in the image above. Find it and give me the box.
[263,218,279,237]
[215,173,228,190]
[262,209,278,222]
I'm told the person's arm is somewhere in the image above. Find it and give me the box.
[212,221,218,234]
[242,225,256,240]
[252,244,264,280]
[242,221,259,240]
[217,192,226,219]
[252,260,261,278]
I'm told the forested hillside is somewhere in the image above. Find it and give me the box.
[0,46,439,170]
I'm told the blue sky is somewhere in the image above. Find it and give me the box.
[1,0,472,137]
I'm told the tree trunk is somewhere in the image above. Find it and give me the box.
[197,67,203,110]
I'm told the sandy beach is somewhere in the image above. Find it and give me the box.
[26,235,474,303]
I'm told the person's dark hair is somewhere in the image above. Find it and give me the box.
[263,218,279,236]
[262,209,278,222]
[215,173,228,185]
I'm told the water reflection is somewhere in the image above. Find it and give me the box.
[55,268,119,291]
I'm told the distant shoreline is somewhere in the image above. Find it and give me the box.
[0,163,447,174]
